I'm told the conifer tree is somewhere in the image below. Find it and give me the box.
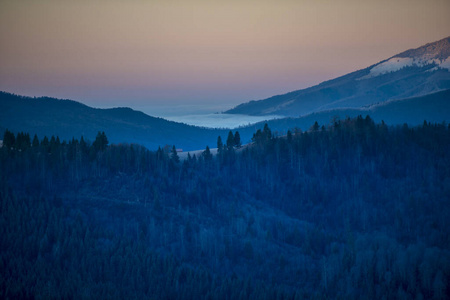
[217,136,223,154]
[227,131,235,150]
[93,131,108,152]
[203,145,212,160]
[15,132,31,151]
[311,121,320,131]
[171,145,180,163]
[3,130,15,150]
[32,134,40,148]
[263,123,272,139]
[234,131,241,148]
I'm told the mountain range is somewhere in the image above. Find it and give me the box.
[1,88,448,151]
[1,37,449,150]
[226,37,450,117]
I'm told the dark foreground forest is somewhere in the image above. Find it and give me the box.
[1,116,449,299]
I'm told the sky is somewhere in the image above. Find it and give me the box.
[1,0,449,116]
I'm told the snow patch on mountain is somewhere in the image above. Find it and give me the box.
[440,57,450,70]
[359,56,450,80]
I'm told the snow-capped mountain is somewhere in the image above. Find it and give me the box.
[227,37,450,117]
[360,37,450,79]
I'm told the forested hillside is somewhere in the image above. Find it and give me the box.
[0,91,228,151]
[1,117,449,299]
[243,89,450,137]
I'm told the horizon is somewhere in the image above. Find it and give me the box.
[1,0,450,112]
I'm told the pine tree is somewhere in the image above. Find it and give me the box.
[227,131,235,150]
[171,145,180,163]
[93,131,108,152]
[311,121,320,131]
[32,134,40,148]
[217,136,223,154]
[3,130,15,150]
[263,123,272,139]
[234,131,241,148]
[203,146,212,161]
[15,132,31,151]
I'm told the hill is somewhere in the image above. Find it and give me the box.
[232,89,450,141]
[226,37,450,117]
[0,91,229,151]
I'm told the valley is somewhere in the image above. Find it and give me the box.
[1,33,450,300]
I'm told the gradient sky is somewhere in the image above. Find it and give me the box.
[1,0,449,115]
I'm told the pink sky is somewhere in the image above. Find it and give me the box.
[1,0,449,113]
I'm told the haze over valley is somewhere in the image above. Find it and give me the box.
[1,1,450,299]
[2,37,450,150]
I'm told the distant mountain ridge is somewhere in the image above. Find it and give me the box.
[244,89,450,136]
[1,89,449,152]
[226,37,450,117]
[0,91,229,151]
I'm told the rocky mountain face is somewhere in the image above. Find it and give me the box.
[397,37,450,61]
[226,37,450,117]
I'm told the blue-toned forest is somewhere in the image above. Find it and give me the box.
[1,116,449,299]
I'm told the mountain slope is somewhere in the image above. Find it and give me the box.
[2,89,448,151]
[234,89,450,138]
[226,37,450,117]
[0,92,228,151]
